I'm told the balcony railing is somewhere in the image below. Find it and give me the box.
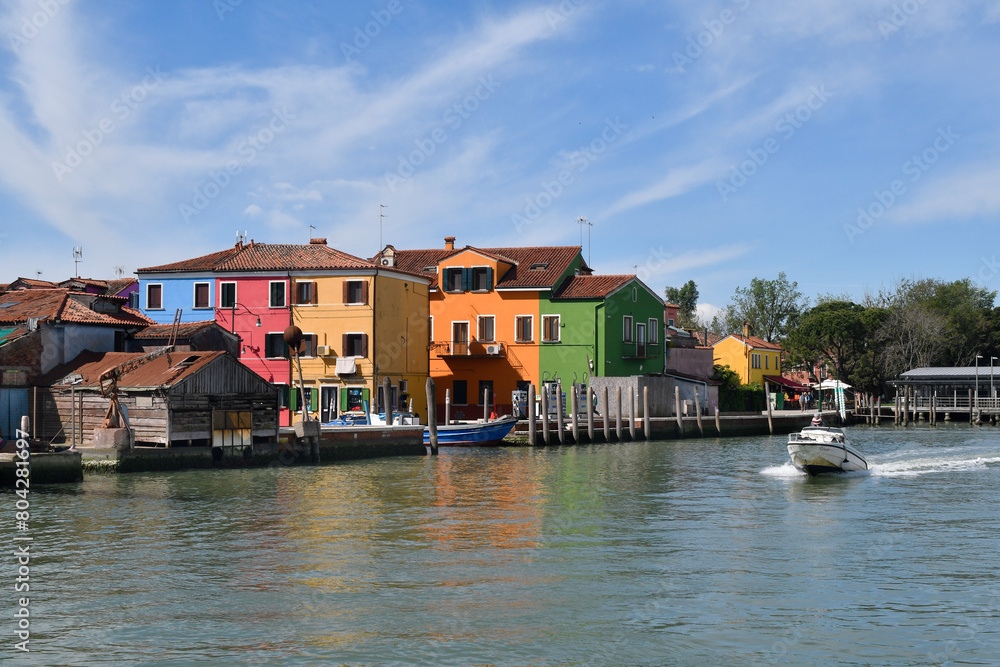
[431,340,506,357]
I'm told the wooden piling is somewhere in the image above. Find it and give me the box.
[425,377,438,455]
[969,389,975,425]
[627,387,634,440]
[675,386,683,435]
[541,387,550,445]
[715,406,721,436]
[383,377,393,426]
[931,391,937,425]
[765,382,773,435]
[615,386,622,441]
[643,386,650,440]
[903,390,909,426]
[602,386,610,442]
[694,390,704,436]
[484,386,490,420]
[587,384,595,443]
[528,384,537,446]
[445,389,451,426]
[571,385,579,444]
[556,381,566,445]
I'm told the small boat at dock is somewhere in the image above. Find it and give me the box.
[424,415,517,447]
[787,416,868,475]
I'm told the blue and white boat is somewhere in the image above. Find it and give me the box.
[423,415,517,447]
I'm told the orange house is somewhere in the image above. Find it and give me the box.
[379,236,587,420]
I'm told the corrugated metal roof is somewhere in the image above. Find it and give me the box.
[41,350,226,389]
[896,367,1000,382]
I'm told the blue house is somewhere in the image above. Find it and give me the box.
[136,246,241,324]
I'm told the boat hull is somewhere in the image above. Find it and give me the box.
[787,442,868,475]
[423,417,516,447]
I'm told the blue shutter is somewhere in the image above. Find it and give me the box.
[462,268,471,292]
[486,267,493,291]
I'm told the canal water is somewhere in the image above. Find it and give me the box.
[11,425,1000,666]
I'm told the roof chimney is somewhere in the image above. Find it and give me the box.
[444,236,455,250]
[742,321,750,338]
[309,238,327,245]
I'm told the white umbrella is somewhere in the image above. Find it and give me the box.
[818,379,852,390]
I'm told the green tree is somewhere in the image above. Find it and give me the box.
[723,272,807,342]
[664,280,699,328]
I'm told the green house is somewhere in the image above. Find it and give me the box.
[540,274,665,395]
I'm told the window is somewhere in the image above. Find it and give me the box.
[444,268,463,293]
[146,283,162,310]
[194,282,210,309]
[542,315,560,343]
[471,267,491,291]
[265,333,290,359]
[346,387,366,411]
[752,353,761,369]
[478,315,495,342]
[453,380,468,405]
[344,280,366,305]
[428,316,434,344]
[293,281,317,305]
[343,333,368,357]
[269,281,286,308]
[775,356,780,372]
[623,316,633,343]
[648,318,659,344]
[276,384,289,409]
[128,291,139,309]
[765,354,769,370]
[290,387,316,413]
[451,322,469,355]
[299,334,318,358]
[515,315,533,343]
[668,318,675,327]
[478,380,494,407]
[220,282,236,309]
[529,262,548,271]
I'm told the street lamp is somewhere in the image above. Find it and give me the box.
[222,302,262,334]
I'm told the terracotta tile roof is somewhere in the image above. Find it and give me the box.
[138,241,390,274]
[133,320,226,339]
[715,333,782,351]
[387,244,585,290]
[0,289,152,327]
[137,245,246,273]
[553,274,634,299]
[105,278,138,296]
[40,350,229,389]
[6,277,58,289]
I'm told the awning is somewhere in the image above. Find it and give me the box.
[763,375,811,391]
[819,379,852,390]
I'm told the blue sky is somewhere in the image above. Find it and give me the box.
[1,0,999,320]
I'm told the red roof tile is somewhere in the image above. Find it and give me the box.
[0,289,152,327]
[553,274,634,299]
[386,245,586,290]
[133,321,228,339]
[715,333,783,351]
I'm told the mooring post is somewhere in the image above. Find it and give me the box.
[903,390,910,426]
[426,377,438,455]
[571,385,579,444]
[931,391,937,425]
[587,384,595,443]
[528,384,537,446]
[625,386,633,440]
[694,390,704,437]
[602,386,610,442]
[615,386,622,441]
[969,389,975,425]
[541,387,550,445]
[484,386,490,421]
[445,388,451,426]
[383,377,393,426]
[675,386,683,436]
[715,406,721,435]
[765,382,773,435]
[556,381,566,444]
[643,386,650,440]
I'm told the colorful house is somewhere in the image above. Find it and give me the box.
[137,239,431,426]
[712,324,783,386]
[383,236,664,419]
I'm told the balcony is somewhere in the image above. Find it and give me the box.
[431,340,506,358]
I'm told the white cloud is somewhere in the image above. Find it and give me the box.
[889,163,1000,224]
[603,159,728,217]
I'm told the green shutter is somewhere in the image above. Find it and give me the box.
[340,388,348,410]
[309,387,318,411]
[290,388,298,412]
[362,388,370,404]
[462,268,471,292]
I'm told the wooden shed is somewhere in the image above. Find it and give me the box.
[36,350,278,447]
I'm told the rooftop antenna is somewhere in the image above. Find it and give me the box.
[73,246,83,278]
[379,204,387,252]
[114,265,126,278]
[577,216,593,265]
[36,270,42,280]
[309,224,316,242]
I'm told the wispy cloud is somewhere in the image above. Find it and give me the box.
[889,163,1000,224]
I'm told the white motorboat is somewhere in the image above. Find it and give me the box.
[787,420,868,475]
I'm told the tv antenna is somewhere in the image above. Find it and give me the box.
[309,224,316,242]
[73,246,83,277]
[379,204,387,252]
[114,265,126,278]
[577,216,593,265]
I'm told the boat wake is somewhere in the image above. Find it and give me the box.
[760,462,806,477]
[868,454,1000,478]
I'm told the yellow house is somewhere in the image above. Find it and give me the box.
[712,326,783,386]
[281,244,431,424]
